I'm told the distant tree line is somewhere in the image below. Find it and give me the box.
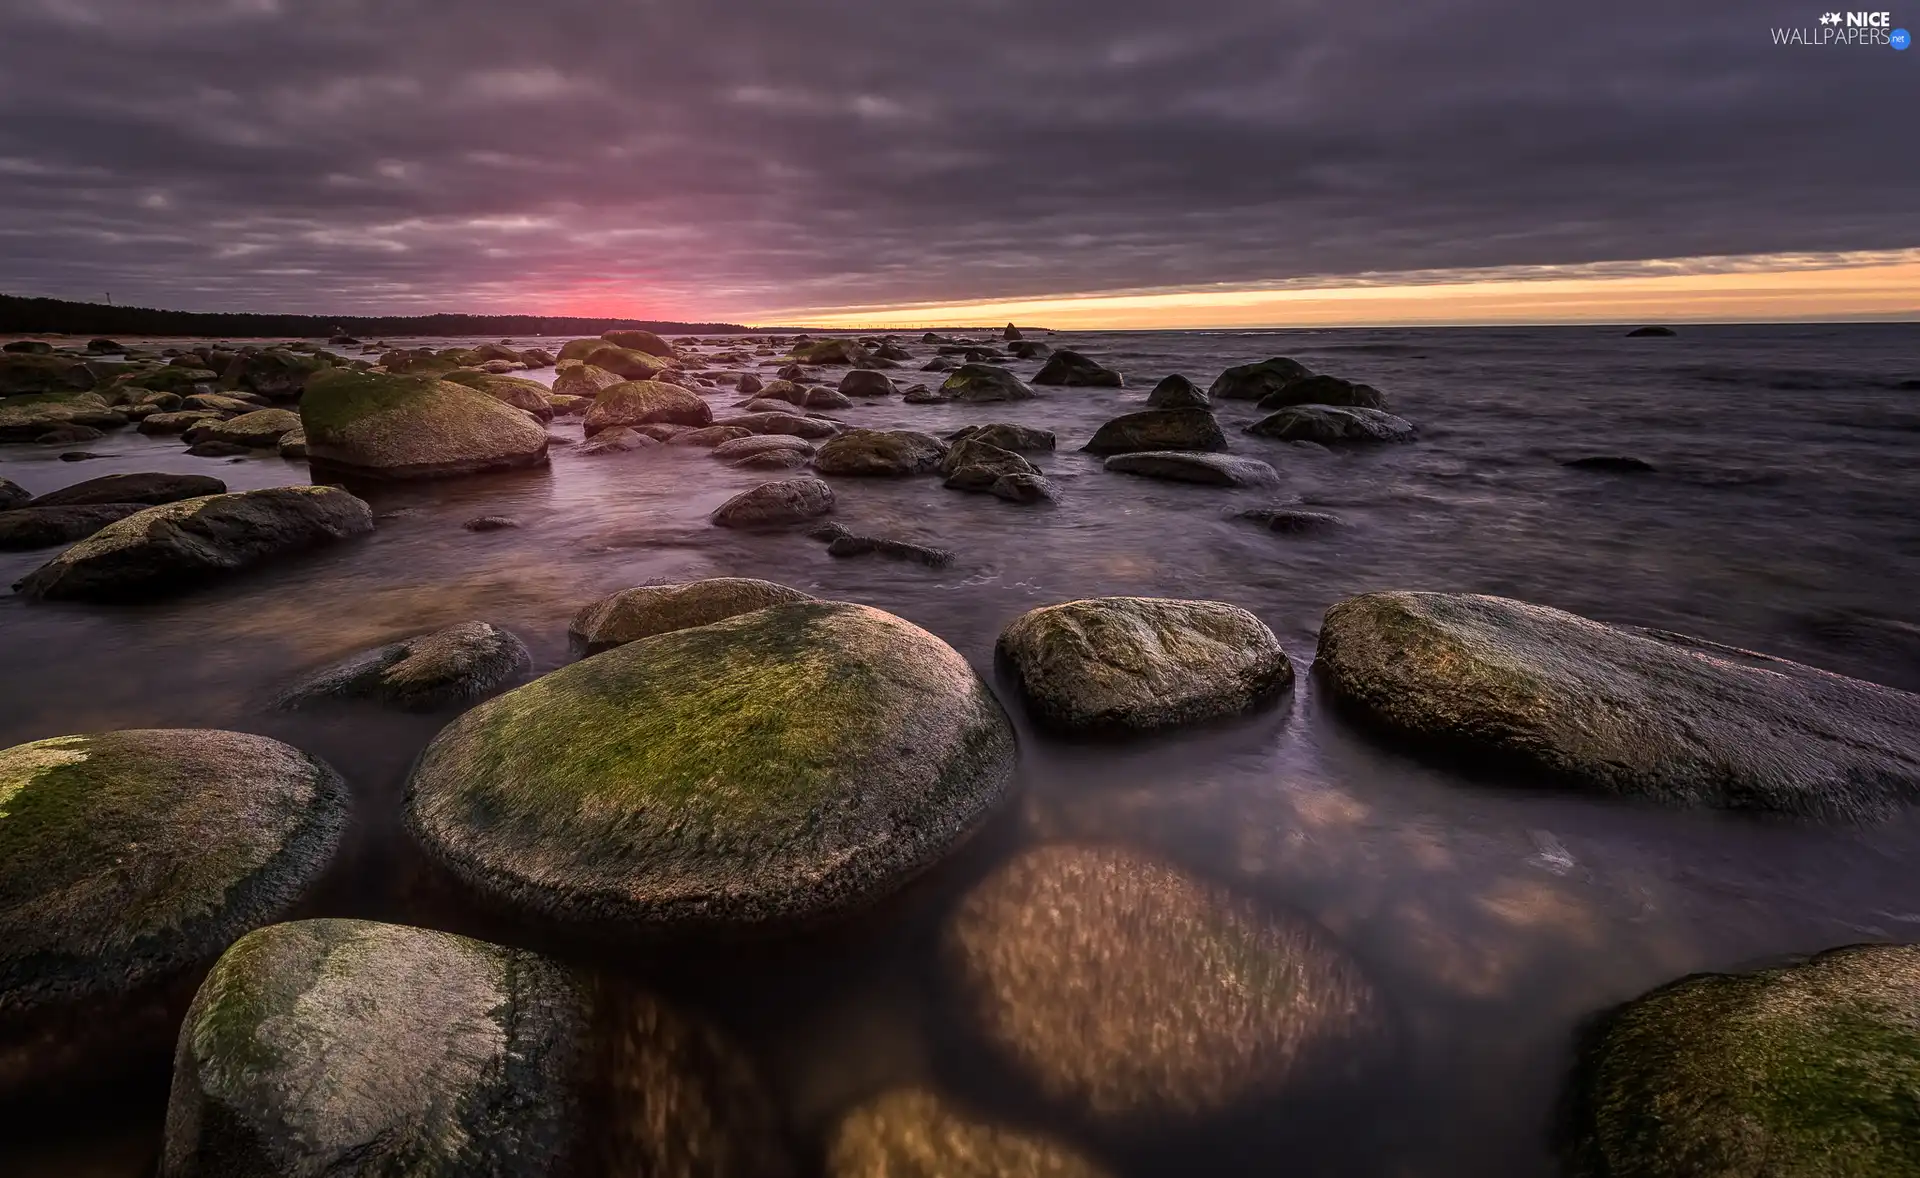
[0,294,755,338]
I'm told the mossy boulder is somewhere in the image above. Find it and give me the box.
[584,380,713,435]
[13,486,374,601]
[814,429,948,477]
[998,597,1292,732]
[942,438,1042,495]
[751,379,809,407]
[572,344,675,382]
[1245,404,1416,444]
[940,364,1036,403]
[828,1089,1110,1178]
[443,370,555,420]
[0,730,347,1098]
[161,919,586,1178]
[1564,943,1920,1178]
[713,435,815,462]
[221,349,330,400]
[300,369,550,479]
[1314,592,1920,819]
[1103,452,1279,487]
[1082,408,1226,455]
[791,339,871,367]
[552,360,624,399]
[26,472,225,509]
[138,410,225,436]
[948,423,1056,453]
[716,411,841,440]
[0,503,148,551]
[1033,349,1123,387]
[599,328,674,356]
[405,601,1018,931]
[0,391,125,441]
[189,408,303,449]
[711,478,836,528]
[569,578,815,655]
[275,621,532,710]
[1207,357,1313,401]
[135,367,222,395]
[947,845,1385,1122]
[1146,374,1209,409]
[182,392,263,414]
[839,370,896,397]
[1255,373,1389,412]
[0,352,94,396]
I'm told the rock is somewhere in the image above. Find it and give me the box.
[671,424,755,447]
[991,473,1056,503]
[1003,323,1023,341]
[1146,373,1210,409]
[947,846,1385,1121]
[814,429,947,477]
[790,339,871,367]
[546,394,591,417]
[731,448,810,471]
[222,349,330,399]
[820,529,955,568]
[737,372,763,395]
[947,423,1056,453]
[86,338,124,353]
[998,597,1292,732]
[940,364,1036,403]
[574,426,657,455]
[0,476,27,510]
[1254,374,1390,413]
[1033,349,1123,387]
[160,919,586,1178]
[35,424,105,445]
[921,357,955,373]
[58,451,102,462]
[1207,357,1314,401]
[136,390,184,411]
[2,340,53,354]
[573,344,675,382]
[278,427,308,459]
[746,380,808,407]
[276,621,532,710]
[1103,452,1279,487]
[777,363,813,382]
[1626,325,1677,337]
[827,1089,1109,1178]
[13,486,374,601]
[1235,507,1344,533]
[1564,943,1918,1177]
[839,370,896,397]
[1083,408,1226,455]
[1244,405,1417,445]
[712,434,815,462]
[186,440,254,458]
[188,408,303,449]
[874,342,914,362]
[406,601,1016,930]
[569,578,816,655]
[463,515,520,532]
[711,477,835,527]
[902,384,948,404]
[138,371,222,397]
[583,380,714,435]
[0,352,94,396]
[1007,340,1052,361]
[443,371,555,420]
[0,730,347,1098]
[0,503,148,550]
[552,360,624,399]
[601,328,674,356]
[1564,455,1656,473]
[137,410,224,436]
[739,396,806,415]
[301,370,550,479]
[717,411,841,440]
[942,438,1040,492]
[804,387,853,410]
[1314,592,1920,819]
[0,391,125,441]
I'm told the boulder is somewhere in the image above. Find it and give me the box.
[1316,592,1920,819]
[790,339,871,367]
[712,434,815,462]
[671,424,755,447]
[574,426,657,456]
[998,597,1292,732]
[35,424,104,445]
[839,370,896,397]
[1235,507,1344,534]
[1255,374,1389,412]
[947,846,1385,1121]
[301,370,550,479]
[990,473,1056,503]
[0,503,148,550]
[601,328,675,357]
[1208,357,1314,401]
[138,410,225,436]
[940,364,1036,403]
[819,528,955,568]
[1007,340,1052,361]
[188,408,303,449]
[1082,408,1226,455]
[552,360,624,399]
[942,438,1040,493]
[828,1089,1108,1178]
[277,427,309,459]
[805,387,853,410]
[569,577,816,655]
[1003,323,1023,341]
[0,391,125,441]
[583,380,714,435]
[0,476,27,510]
[443,371,555,421]
[711,478,835,527]
[405,601,1018,930]
[902,384,949,404]
[546,394,591,417]
[14,486,374,602]
[1626,325,1677,337]
[0,730,347,1098]
[1564,944,1918,1177]
[275,622,532,710]
[921,357,955,373]
[1145,374,1210,409]
[2,340,53,354]
[1245,405,1417,445]
[747,379,808,407]
[730,449,810,471]
[814,429,947,477]
[737,372,763,395]
[1033,349,1123,387]
[1103,452,1280,487]
[221,349,330,399]
[947,423,1056,453]
[0,352,94,396]
[181,392,260,415]
[716,411,841,440]
[139,369,223,396]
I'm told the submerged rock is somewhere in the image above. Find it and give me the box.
[998,597,1292,732]
[13,486,374,602]
[947,846,1385,1121]
[1235,507,1344,534]
[1245,405,1416,445]
[575,426,657,455]
[187,408,303,449]
[569,577,816,655]
[822,529,956,568]
[28,472,227,509]
[0,503,147,551]
[1103,452,1280,487]
[552,359,624,399]
[1083,408,1226,455]
[711,477,835,527]
[1208,357,1314,401]
[672,424,755,448]
[0,730,347,1098]
[1625,325,1677,337]
[947,423,1056,453]
[35,424,103,445]
[839,370,897,397]
[276,621,532,710]
[1254,374,1389,413]
[0,476,27,510]
[405,601,1017,930]
[1033,349,1123,388]
[138,410,224,436]
[1564,943,1919,1177]
[814,429,948,477]
[601,328,675,357]
[791,338,871,367]
[0,353,95,396]
[0,391,125,441]
[584,380,714,434]
[716,411,841,440]
[1564,455,1656,473]
[712,434,815,462]
[828,1089,1110,1178]
[1314,592,1920,819]
[301,370,549,479]
[1145,374,1209,409]
[940,364,1036,403]
[805,387,854,410]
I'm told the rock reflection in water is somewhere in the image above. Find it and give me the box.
[828,1088,1109,1178]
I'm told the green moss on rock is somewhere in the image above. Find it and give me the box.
[301,368,549,479]
[568,578,816,655]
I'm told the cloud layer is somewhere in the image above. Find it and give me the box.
[0,0,1912,319]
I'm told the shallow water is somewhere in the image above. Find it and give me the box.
[2,323,1918,1175]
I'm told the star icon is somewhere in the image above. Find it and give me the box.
[1820,11,1842,24]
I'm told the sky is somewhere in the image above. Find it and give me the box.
[0,0,1914,328]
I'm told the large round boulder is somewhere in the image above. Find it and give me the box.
[1102,452,1279,487]
[998,597,1292,732]
[275,621,532,710]
[942,438,1043,496]
[0,730,347,1098]
[570,343,675,381]
[940,364,1036,403]
[711,478,836,527]
[814,429,948,477]
[552,359,624,399]
[300,370,549,479]
[13,486,374,602]
[828,1089,1109,1178]
[1315,592,1920,819]
[405,601,1018,931]
[1254,373,1389,412]
[583,380,714,435]
[1146,374,1209,409]
[1207,357,1313,401]
[1033,349,1123,387]
[791,339,871,367]
[601,328,675,357]
[569,578,816,655]
[443,370,556,420]
[1564,943,1920,1177]
[1244,405,1416,445]
[1082,408,1225,455]
[839,370,896,397]
[26,472,225,509]
[947,845,1385,1121]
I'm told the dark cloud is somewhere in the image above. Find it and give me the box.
[0,0,1911,317]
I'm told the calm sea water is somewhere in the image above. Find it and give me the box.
[2,323,1918,1176]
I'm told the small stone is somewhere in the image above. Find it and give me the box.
[1104,452,1280,487]
[710,477,835,527]
[463,515,520,532]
